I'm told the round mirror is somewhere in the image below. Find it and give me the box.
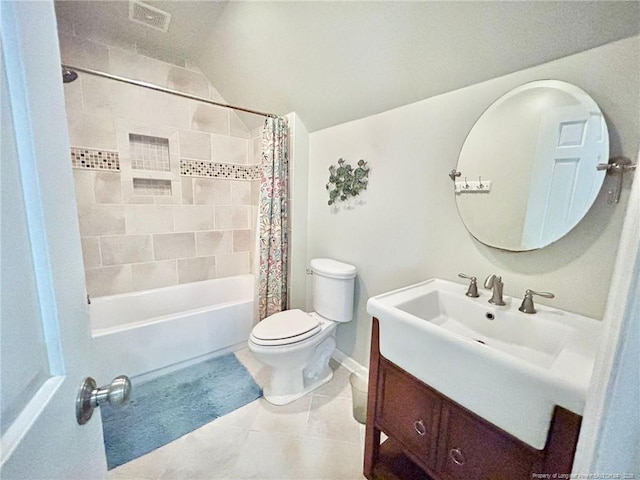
[455,80,608,251]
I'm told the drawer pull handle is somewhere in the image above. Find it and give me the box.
[413,419,426,436]
[449,448,466,466]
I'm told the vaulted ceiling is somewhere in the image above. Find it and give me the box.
[55,1,640,132]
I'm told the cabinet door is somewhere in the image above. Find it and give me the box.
[437,402,540,480]
[377,360,442,470]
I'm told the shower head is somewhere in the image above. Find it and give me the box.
[62,68,78,83]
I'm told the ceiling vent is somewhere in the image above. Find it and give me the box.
[129,0,171,32]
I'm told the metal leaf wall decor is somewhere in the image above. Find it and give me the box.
[326,158,370,205]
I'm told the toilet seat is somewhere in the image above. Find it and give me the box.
[250,309,322,346]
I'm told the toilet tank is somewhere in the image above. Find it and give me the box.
[310,258,356,322]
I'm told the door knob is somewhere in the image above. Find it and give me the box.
[76,375,132,425]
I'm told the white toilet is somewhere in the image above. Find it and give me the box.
[248,258,357,405]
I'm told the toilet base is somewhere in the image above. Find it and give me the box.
[262,334,336,405]
[264,368,333,405]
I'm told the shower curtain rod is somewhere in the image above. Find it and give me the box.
[60,63,280,119]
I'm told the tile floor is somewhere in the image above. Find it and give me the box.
[108,348,368,479]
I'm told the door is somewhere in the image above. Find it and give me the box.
[521,104,607,248]
[1,2,107,478]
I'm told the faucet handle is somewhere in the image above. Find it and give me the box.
[458,273,479,298]
[519,289,555,314]
[529,290,555,299]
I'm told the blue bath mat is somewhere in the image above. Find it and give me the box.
[100,353,262,470]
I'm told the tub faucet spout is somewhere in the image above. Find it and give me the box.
[484,274,505,306]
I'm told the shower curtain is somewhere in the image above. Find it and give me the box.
[258,116,289,320]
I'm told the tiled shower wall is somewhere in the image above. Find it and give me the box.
[59,32,264,297]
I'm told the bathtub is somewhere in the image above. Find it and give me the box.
[90,274,255,382]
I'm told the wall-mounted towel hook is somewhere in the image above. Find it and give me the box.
[464,177,470,189]
[477,176,483,188]
[449,169,462,182]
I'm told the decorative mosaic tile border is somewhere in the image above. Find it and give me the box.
[71,147,120,171]
[70,149,261,180]
[180,159,261,180]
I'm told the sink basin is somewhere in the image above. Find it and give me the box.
[367,278,602,449]
[393,282,572,368]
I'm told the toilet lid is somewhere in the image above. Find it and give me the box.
[251,309,321,346]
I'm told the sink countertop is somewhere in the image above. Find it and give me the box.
[367,278,602,450]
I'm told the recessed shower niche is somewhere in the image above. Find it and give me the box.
[127,134,174,201]
[129,134,171,172]
[117,128,182,205]
[132,178,172,197]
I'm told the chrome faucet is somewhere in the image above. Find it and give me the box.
[484,274,505,306]
[518,289,555,314]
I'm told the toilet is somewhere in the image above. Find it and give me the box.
[248,258,357,405]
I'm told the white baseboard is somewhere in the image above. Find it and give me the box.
[332,348,368,376]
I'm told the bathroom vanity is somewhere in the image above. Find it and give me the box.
[364,318,582,480]
[363,277,602,480]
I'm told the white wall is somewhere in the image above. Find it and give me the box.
[286,113,311,310]
[307,36,640,365]
[195,2,640,132]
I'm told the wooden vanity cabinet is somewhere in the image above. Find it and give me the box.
[364,317,582,480]
[437,401,542,480]
[376,359,442,471]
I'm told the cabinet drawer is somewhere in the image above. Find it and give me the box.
[377,360,441,469]
[438,402,540,480]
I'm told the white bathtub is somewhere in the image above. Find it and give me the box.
[90,275,255,382]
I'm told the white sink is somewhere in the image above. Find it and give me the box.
[367,278,602,450]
